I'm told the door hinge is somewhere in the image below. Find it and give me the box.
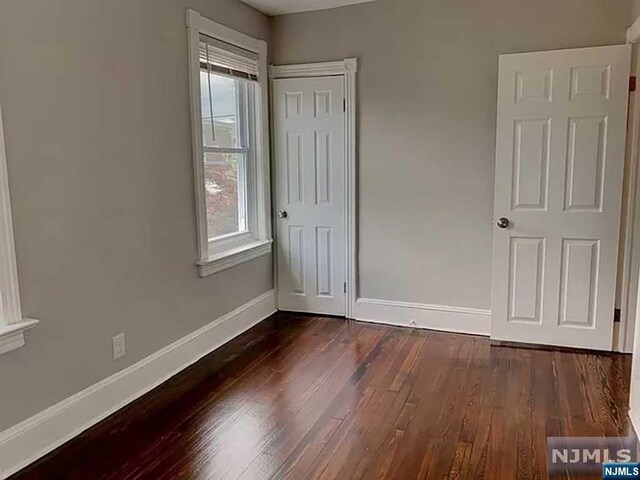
[614,308,621,323]
[343,282,347,294]
[631,76,637,92]
[343,99,346,112]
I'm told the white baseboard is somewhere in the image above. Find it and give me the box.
[0,289,276,479]
[354,297,491,336]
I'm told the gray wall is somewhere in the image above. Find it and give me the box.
[0,0,272,431]
[0,0,635,434]
[273,0,634,310]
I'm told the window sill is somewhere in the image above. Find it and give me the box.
[0,318,39,355]
[197,239,272,277]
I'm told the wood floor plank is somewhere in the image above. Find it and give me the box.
[10,313,633,480]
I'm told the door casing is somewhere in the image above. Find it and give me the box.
[270,59,358,318]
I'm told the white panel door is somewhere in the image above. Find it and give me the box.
[492,45,631,350]
[273,77,345,316]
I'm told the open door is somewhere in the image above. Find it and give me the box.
[491,45,631,350]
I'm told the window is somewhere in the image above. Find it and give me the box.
[187,11,271,277]
[0,100,38,355]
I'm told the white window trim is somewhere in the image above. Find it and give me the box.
[0,100,38,355]
[186,10,272,277]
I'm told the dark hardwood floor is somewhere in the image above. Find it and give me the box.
[12,313,632,480]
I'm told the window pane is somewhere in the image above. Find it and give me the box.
[204,152,247,239]
[200,72,243,149]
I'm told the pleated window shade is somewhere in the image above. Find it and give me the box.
[199,34,259,82]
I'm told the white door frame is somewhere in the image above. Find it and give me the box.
[617,22,640,352]
[270,58,358,318]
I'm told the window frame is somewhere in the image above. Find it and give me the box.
[0,99,38,355]
[187,10,272,277]
[202,78,252,248]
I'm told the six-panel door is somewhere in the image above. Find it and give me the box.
[491,45,631,350]
[273,77,346,316]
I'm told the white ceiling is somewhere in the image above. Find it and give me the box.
[240,0,378,16]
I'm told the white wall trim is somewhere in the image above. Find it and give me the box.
[0,100,38,355]
[197,239,272,277]
[0,290,276,479]
[187,9,263,53]
[355,298,491,336]
[270,58,358,318]
[617,75,639,353]
[0,318,38,355]
[269,58,357,78]
[344,60,357,319]
[186,10,272,272]
[618,26,640,353]
[0,99,23,327]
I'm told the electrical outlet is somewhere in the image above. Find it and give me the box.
[112,333,126,360]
